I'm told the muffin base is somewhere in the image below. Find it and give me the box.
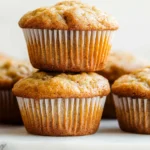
[23,29,113,72]
[114,95,150,134]
[0,90,22,124]
[102,93,116,119]
[17,96,106,136]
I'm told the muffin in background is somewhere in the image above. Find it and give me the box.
[99,51,149,118]
[13,72,110,136]
[19,0,118,72]
[112,67,150,134]
[0,55,34,124]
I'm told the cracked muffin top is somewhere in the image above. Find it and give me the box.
[0,57,34,90]
[13,71,110,99]
[112,67,150,99]
[19,0,118,30]
[99,51,149,83]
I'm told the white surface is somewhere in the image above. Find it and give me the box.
[0,0,150,59]
[0,120,150,150]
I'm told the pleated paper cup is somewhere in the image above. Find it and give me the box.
[113,95,150,134]
[0,90,22,124]
[17,96,106,136]
[102,92,116,119]
[23,29,114,72]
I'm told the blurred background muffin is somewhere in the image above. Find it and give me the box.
[13,71,110,136]
[19,0,118,72]
[99,51,149,118]
[0,53,34,124]
[112,67,150,134]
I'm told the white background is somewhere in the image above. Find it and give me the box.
[0,0,150,59]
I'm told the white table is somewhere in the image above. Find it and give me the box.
[0,120,150,150]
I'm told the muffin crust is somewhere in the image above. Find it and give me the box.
[19,0,118,30]
[99,51,149,83]
[0,59,34,90]
[13,72,110,99]
[112,67,150,99]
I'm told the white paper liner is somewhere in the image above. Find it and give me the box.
[23,29,114,71]
[17,96,106,136]
[0,90,22,124]
[113,95,150,134]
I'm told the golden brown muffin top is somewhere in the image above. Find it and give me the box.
[19,0,118,30]
[112,67,150,99]
[13,71,110,99]
[99,51,149,83]
[0,58,34,90]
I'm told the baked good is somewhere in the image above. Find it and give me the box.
[99,51,149,118]
[112,67,150,134]
[19,0,118,72]
[100,51,148,82]
[13,71,110,136]
[0,56,33,124]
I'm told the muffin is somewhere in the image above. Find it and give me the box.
[112,67,150,134]
[0,56,33,124]
[99,51,149,118]
[19,0,118,72]
[13,71,110,136]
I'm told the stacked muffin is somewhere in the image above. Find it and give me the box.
[13,0,118,136]
[0,54,33,124]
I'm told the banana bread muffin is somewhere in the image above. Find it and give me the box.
[0,56,33,124]
[13,71,110,136]
[99,51,149,119]
[112,67,150,134]
[19,0,118,72]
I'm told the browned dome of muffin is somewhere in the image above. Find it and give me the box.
[112,67,150,99]
[13,71,110,99]
[19,0,118,30]
[99,51,149,83]
[0,57,34,90]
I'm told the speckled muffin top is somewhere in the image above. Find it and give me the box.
[0,58,34,90]
[112,67,150,99]
[13,71,110,99]
[19,0,118,30]
[99,51,149,83]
